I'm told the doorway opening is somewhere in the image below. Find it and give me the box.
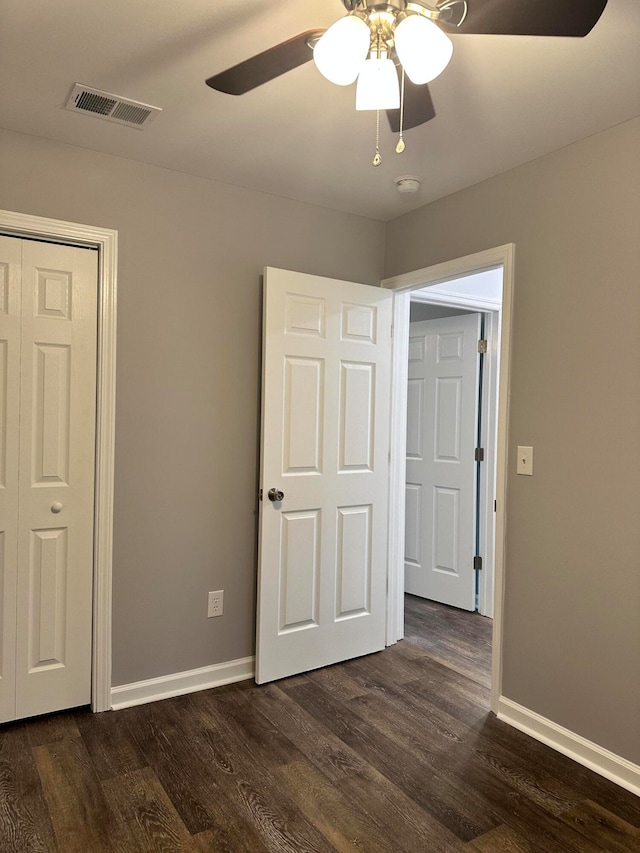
[383,243,514,713]
[406,268,503,617]
[403,270,503,691]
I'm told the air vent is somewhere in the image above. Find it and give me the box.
[65,84,161,129]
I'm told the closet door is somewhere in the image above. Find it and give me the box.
[0,236,21,722]
[3,238,98,721]
[14,240,98,718]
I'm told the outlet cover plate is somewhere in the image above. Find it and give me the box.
[208,590,224,618]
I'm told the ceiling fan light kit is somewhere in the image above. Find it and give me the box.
[356,54,401,110]
[314,2,455,104]
[205,1,610,170]
[394,13,454,84]
[312,14,370,85]
[311,2,458,163]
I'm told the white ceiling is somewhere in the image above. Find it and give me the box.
[2,0,639,221]
[416,268,503,303]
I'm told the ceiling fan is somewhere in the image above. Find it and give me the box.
[206,0,609,141]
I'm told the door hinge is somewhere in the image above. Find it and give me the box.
[478,339,488,354]
[258,489,263,501]
[474,555,483,572]
[494,499,497,513]
[475,447,485,462]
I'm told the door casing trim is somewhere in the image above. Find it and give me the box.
[1,208,117,713]
[382,243,515,714]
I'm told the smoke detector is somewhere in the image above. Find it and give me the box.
[395,175,422,194]
[65,83,161,129]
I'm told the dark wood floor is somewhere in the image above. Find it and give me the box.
[2,596,639,852]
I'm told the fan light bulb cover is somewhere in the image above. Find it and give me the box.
[313,15,370,86]
[356,57,400,111]
[394,14,453,84]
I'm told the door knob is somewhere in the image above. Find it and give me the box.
[267,488,285,502]
[51,501,63,514]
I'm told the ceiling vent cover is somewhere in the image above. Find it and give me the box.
[65,84,161,129]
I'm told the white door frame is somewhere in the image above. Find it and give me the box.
[0,209,117,713]
[383,243,514,714]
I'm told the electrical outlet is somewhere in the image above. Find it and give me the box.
[207,590,224,618]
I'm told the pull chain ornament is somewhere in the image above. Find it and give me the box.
[372,109,382,166]
[396,67,406,154]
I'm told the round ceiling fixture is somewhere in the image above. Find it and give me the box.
[395,174,422,193]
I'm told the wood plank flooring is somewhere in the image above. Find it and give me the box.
[1,595,638,851]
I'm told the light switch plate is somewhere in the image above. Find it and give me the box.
[517,446,533,475]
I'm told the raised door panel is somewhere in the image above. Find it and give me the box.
[283,357,324,475]
[285,293,325,338]
[406,378,424,460]
[15,240,97,719]
[404,484,421,568]
[434,377,463,462]
[0,236,21,723]
[27,528,68,671]
[436,330,464,362]
[404,482,427,594]
[433,486,460,576]
[279,510,321,633]
[32,343,71,485]
[341,303,376,344]
[335,504,372,620]
[339,362,374,472]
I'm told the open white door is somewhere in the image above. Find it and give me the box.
[256,268,392,684]
[405,314,480,611]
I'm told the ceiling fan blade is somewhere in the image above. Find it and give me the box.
[206,29,326,95]
[445,0,608,37]
[387,79,436,133]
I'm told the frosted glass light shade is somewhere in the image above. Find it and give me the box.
[394,14,453,84]
[356,57,400,110]
[313,15,371,86]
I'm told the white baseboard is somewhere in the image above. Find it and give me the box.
[497,696,640,798]
[110,656,255,711]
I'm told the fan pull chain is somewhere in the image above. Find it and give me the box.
[372,109,382,166]
[396,67,406,154]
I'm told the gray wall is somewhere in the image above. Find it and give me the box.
[386,117,640,765]
[409,303,472,321]
[3,116,639,768]
[0,128,385,686]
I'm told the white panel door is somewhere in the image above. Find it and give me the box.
[0,236,21,721]
[0,238,98,723]
[256,268,392,684]
[405,314,480,610]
